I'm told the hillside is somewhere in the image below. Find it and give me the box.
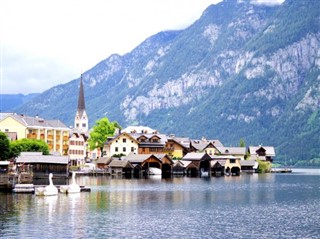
[15,0,320,165]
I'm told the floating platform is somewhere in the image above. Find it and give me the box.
[13,184,35,193]
[12,184,91,193]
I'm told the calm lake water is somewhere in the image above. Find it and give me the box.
[1,168,319,239]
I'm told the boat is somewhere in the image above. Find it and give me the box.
[148,167,162,175]
[200,168,209,177]
[35,173,58,196]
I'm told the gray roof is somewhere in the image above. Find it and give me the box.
[182,152,208,161]
[130,133,168,145]
[3,114,69,130]
[108,159,133,168]
[16,154,69,164]
[122,126,158,134]
[191,139,223,151]
[124,153,153,163]
[249,146,276,156]
[96,157,111,164]
[216,147,246,155]
[240,160,257,167]
[167,136,191,149]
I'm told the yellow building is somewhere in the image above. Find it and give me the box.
[0,113,70,156]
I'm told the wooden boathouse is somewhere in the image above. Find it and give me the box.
[15,152,69,180]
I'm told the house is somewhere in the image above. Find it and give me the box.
[216,146,246,160]
[165,135,190,159]
[103,132,139,157]
[0,113,70,156]
[69,130,88,166]
[182,152,212,176]
[108,159,133,176]
[15,152,69,180]
[248,146,276,162]
[190,138,223,155]
[96,157,111,169]
[132,133,168,154]
[240,160,258,173]
[124,153,173,176]
[211,160,225,176]
[211,155,241,176]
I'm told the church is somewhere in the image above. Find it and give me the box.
[68,76,90,166]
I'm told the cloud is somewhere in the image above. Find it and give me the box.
[250,0,285,5]
[1,0,221,94]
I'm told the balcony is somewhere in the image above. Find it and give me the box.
[63,145,69,150]
[47,135,53,140]
[27,134,37,139]
[63,136,69,141]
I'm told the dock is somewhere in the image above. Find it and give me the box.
[12,184,91,193]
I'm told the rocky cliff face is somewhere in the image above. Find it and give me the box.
[16,0,320,163]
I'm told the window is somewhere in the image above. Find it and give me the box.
[76,123,79,127]
[82,123,86,128]
[123,138,127,143]
[230,159,236,163]
[115,147,118,152]
[131,147,134,152]
[123,147,126,152]
[5,129,9,132]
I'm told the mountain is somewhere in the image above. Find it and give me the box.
[15,0,320,165]
[1,93,39,112]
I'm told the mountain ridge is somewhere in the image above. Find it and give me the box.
[14,0,320,164]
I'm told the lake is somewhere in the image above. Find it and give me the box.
[1,168,319,239]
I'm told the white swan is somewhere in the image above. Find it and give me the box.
[35,173,58,196]
[60,172,80,194]
[67,172,81,194]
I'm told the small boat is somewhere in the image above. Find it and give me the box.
[200,168,209,177]
[148,167,162,175]
[35,173,58,196]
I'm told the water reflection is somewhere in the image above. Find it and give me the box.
[0,169,319,239]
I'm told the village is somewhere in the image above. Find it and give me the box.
[0,78,277,192]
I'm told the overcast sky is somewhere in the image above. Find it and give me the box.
[0,0,284,95]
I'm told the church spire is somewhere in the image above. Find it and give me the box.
[77,75,86,117]
[74,75,88,132]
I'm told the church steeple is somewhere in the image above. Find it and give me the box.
[77,76,86,118]
[74,75,88,132]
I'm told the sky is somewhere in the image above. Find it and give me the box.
[0,0,284,95]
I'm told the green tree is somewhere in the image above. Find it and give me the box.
[0,132,11,160]
[239,138,246,147]
[88,117,121,152]
[10,138,49,158]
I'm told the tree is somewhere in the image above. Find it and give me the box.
[239,138,246,147]
[0,132,11,160]
[88,117,121,152]
[10,138,50,158]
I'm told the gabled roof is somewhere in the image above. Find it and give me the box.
[249,146,276,156]
[108,159,133,168]
[130,133,168,146]
[216,147,246,155]
[16,153,69,164]
[240,160,257,167]
[167,136,191,149]
[191,139,223,151]
[2,114,69,130]
[122,126,158,134]
[124,153,153,163]
[106,132,140,145]
[182,152,211,161]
